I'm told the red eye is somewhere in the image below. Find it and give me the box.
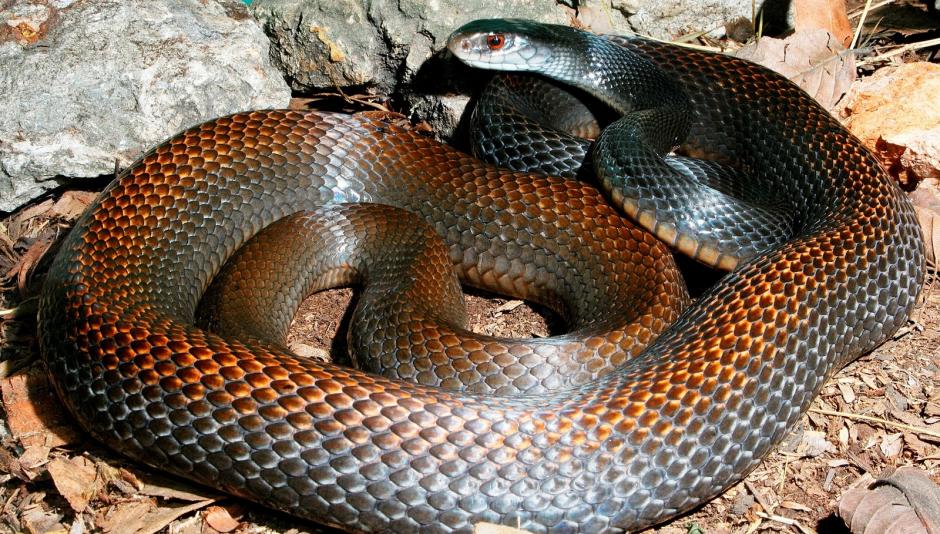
[485,33,505,50]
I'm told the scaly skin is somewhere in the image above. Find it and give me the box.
[39,20,923,533]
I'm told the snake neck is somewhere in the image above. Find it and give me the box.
[450,20,692,138]
[563,35,690,115]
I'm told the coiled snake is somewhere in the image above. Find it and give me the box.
[38,18,923,532]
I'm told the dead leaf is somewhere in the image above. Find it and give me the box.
[792,0,852,46]
[138,472,219,502]
[474,523,535,534]
[0,446,20,478]
[47,456,99,512]
[838,381,857,404]
[97,498,213,534]
[7,237,52,293]
[798,430,836,457]
[736,29,855,110]
[96,499,154,533]
[857,3,940,40]
[926,388,940,419]
[287,341,330,361]
[21,505,65,534]
[879,432,904,459]
[0,370,82,449]
[780,500,813,512]
[838,425,850,446]
[17,446,50,481]
[11,199,54,226]
[884,384,909,412]
[51,191,96,221]
[495,300,524,314]
[202,505,241,532]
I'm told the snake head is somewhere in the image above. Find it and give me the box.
[447,18,575,72]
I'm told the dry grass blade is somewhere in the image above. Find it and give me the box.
[809,408,940,440]
[290,91,390,113]
[850,0,875,49]
[858,35,940,65]
[847,0,894,19]
[755,511,815,534]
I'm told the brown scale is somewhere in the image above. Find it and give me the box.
[39,29,923,534]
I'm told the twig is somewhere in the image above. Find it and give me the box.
[857,36,940,65]
[644,32,724,53]
[755,511,815,534]
[850,0,875,50]
[809,408,940,439]
[744,480,775,513]
[847,0,894,19]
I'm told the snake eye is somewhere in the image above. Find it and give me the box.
[485,33,506,50]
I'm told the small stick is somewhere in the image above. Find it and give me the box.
[809,407,940,439]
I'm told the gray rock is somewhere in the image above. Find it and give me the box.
[250,0,572,94]
[605,0,751,38]
[250,0,756,93]
[249,0,752,138]
[0,0,291,212]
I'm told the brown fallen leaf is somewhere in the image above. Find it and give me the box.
[736,29,855,110]
[927,389,940,419]
[96,499,154,533]
[780,500,813,512]
[474,523,534,534]
[855,2,940,40]
[0,446,21,479]
[17,445,50,482]
[47,456,99,512]
[50,191,96,221]
[494,300,524,314]
[96,498,214,534]
[6,236,53,294]
[21,504,65,534]
[838,381,857,404]
[9,199,53,227]
[287,341,330,361]
[0,370,82,449]
[878,432,904,459]
[798,429,836,458]
[202,504,241,532]
[138,471,219,502]
[792,0,852,46]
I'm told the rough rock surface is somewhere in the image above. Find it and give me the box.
[248,0,754,135]
[839,62,940,185]
[0,0,291,212]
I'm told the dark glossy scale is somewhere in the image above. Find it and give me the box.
[38,19,923,534]
[197,203,682,395]
[471,74,793,269]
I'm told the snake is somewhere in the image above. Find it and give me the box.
[37,18,924,533]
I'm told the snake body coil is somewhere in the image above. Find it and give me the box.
[39,20,923,532]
